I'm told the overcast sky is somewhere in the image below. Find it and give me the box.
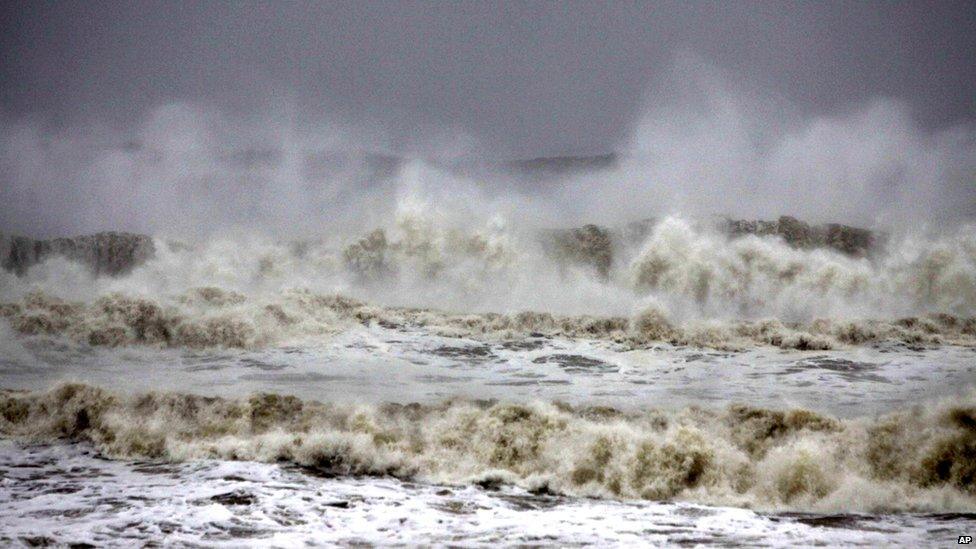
[1,1,974,157]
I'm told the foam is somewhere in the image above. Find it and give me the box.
[2,383,975,513]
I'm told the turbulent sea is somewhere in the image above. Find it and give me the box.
[2,214,976,547]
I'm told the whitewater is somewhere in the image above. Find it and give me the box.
[2,70,976,544]
[2,207,976,546]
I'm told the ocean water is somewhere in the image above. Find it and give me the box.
[2,216,975,546]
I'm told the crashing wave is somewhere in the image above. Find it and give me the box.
[0,216,876,282]
[542,216,881,282]
[2,382,974,513]
[1,216,973,337]
[0,289,351,349]
[626,217,976,319]
[1,288,973,351]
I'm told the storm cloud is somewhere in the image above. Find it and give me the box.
[1,1,973,156]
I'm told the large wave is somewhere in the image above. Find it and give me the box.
[3,383,975,513]
[1,214,974,351]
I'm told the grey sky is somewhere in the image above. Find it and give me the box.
[1,1,974,157]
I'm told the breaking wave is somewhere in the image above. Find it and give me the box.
[1,287,974,351]
[2,382,975,513]
[1,215,975,351]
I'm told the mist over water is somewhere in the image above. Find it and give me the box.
[2,61,974,239]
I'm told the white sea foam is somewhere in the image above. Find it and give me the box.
[3,383,976,514]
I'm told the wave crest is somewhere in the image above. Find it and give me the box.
[2,287,974,350]
[3,383,975,512]
[1,216,974,349]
